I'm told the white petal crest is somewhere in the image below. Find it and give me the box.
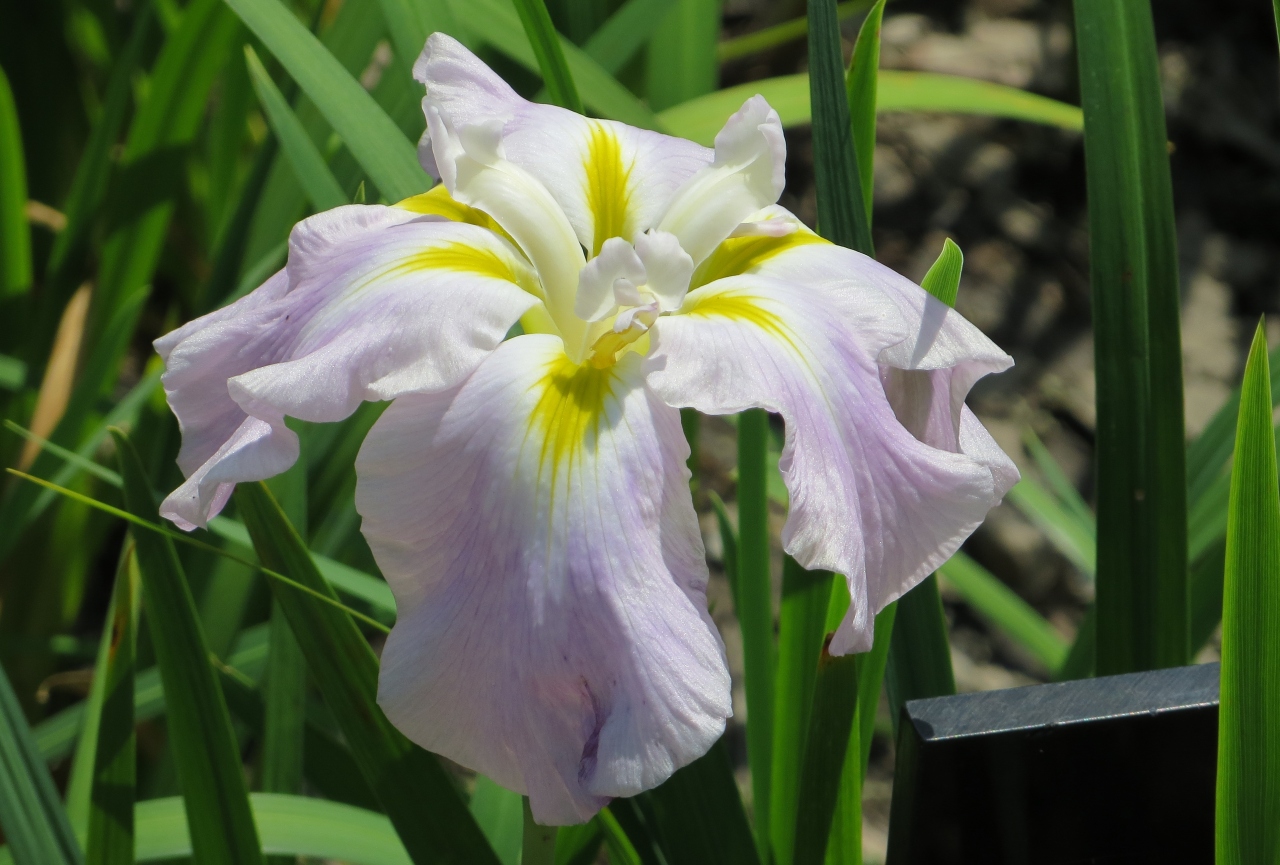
[656,95,787,266]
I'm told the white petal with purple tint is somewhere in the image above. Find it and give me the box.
[357,335,730,824]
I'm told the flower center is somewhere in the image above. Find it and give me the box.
[572,231,694,368]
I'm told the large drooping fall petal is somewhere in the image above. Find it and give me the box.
[645,267,1017,654]
[357,335,731,824]
[157,205,537,529]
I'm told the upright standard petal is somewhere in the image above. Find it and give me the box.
[656,96,787,266]
[645,275,1017,654]
[157,205,538,529]
[416,34,712,252]
[357,335,731,824]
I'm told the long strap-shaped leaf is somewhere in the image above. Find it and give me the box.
[734,407,775,861]
[511,0,583,112]
[0,659,83,865]
[0,65,31,298]
[806,0,871,254]
[1216,321,1280,864]
[85,546,139,865]
[638,741,759,865]
[233,482,500,865]
[658,71,1083,147]
[244,45,348,211]
[771,559,835,865]
[0,0,235,564]
[134,794,410,865]
[224,0,428,202]
[112,430,263,865]
[1075,0,1186,675]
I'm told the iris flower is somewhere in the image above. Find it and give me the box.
[156,34,1017,823]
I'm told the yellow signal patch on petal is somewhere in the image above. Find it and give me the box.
[396,185,513,243]
[396,242,527,288]
[685,291,800,355]
[527,352,615,483]
[583,123,634,256]
[691,230,827,289]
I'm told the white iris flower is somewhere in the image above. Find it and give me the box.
[155,34,1018,824]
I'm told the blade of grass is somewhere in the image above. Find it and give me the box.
[717,0,872,63]
[112,429,264,865]
[85,544,139,865]
[554,818,606,865]
[224,0,428,201]
[846,0,884,225]
[452,0,661,129]
[88,0,239,346]
[1216,320,1280,863]
[35,625,271,764]
[771,558,835,865]
[884,575,954,728]
[791,642,857,865]
[645,0,719,111]
[260,459,307,865]
[245,46,348,212]
[471,777,523,865]
[659,70,1084,147]
[0,65,31,298]
[133,794,411,864]
[735,407,774,862]
[234,481,499,865]
[0,658,83,865]
[1023,427,1095,533]
[0,420,396,623]
[807,0,871,254]
[1005,477,1096,578]
[5,469,393,634]
[512,0,584,112]
[580,0,677,75]
[938,552,1068,672]
[64,546,136,846]
[1076,0,1187,675]
[521,799,558,865]
[1187,347,1280,509]
[639,740,759,865]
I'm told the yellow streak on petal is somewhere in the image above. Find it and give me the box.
[395,241,525,286]
[685,291,801,355]
[583,123,633,256]
[396,185,514,243]
[690,230,827,289]
[527,353,614,485]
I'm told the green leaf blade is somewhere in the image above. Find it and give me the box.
[734,408,775,861]
[806,0,871,254]
[111,429,263,865]
[0,65,31,298]
[244,46,348,212]
[511,0,584,113]
[1216,321,1280,863]
[85,546,140,865]
[845,0,884,224]
[1075,0,1187,675]
[233,482,499,865]
[224,0,428,201]
[771,559,834,865]
[0,660,84,865]
[659,71,1082,147]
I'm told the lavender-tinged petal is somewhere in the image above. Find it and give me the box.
[356,335,730,825]
[156,204,539,527]
[645,275,1017,654]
